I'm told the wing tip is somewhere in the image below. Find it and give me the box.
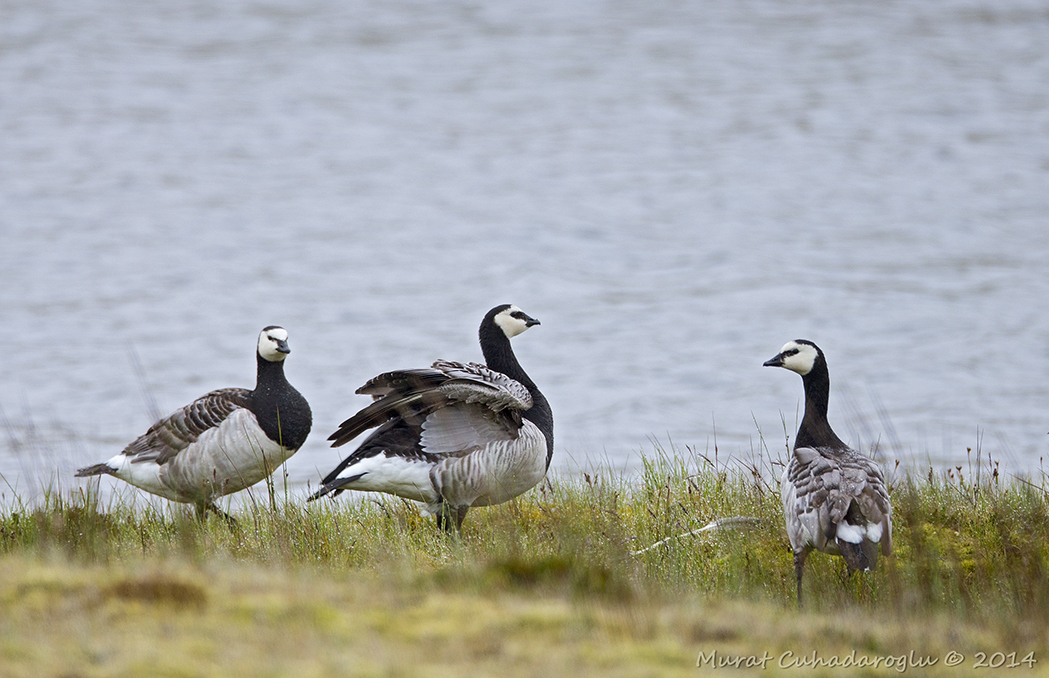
[328,426,361,448]
[308,472,364,501]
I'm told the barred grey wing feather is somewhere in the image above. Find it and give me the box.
[788,446,892,553]
[788,448,836,509]
[331,361,531,450]
[356,367,450,398]
[438,379,531,412]
[431,361,532,411]
[848,456,893,555]
[123,388,252,466]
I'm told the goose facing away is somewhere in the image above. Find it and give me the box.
[309,304,553,533]
[76,326,313,519]
[763,339,892,605]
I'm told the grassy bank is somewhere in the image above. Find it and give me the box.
[1,450,1048,676]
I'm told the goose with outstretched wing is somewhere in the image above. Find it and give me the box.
[310,305,553,533]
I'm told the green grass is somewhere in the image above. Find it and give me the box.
[1,448,1048,676]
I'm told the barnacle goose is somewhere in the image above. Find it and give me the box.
[76,326,312,519]
[764,339,892,605]
[308,305,553,533]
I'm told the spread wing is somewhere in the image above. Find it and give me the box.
[121,388,253,466]
[328,361,531,449]
[315,362,531,494]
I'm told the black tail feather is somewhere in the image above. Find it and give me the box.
[837,536,879,572]
[74,463,115,478]
[306,473,364,502]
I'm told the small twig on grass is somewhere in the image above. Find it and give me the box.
[631,516,763,556]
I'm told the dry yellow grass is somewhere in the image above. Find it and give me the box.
[1,554,1044,678]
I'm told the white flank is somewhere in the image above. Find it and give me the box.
[335,420,548,510]
[110,408,294,504]
[106,453,183,501]
[335,454,437,503]
[433,420,548,507]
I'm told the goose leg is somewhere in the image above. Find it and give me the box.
[435,504,469,535]
[436,503,455,534]
[454,505,469,532]
[206,502,238,527]
[794,549,808,607]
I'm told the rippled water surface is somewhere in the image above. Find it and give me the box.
[2,0,1048,500]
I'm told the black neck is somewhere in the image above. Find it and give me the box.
[256,353,287,385]
[796,361,847,451]
[480,323,554,467]
[480,323,533,389]
[251,354,312,450]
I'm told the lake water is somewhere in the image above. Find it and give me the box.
[2,0,1048,503]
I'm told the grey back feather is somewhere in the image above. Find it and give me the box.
[785,445,893,556]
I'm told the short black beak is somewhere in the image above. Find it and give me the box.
[525,316,541,327]
[763,353,783,368]
[277,340,291,354]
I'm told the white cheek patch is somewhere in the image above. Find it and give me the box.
[257,328,290,362]
[494,306,528,338]
[781,342,817,376]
